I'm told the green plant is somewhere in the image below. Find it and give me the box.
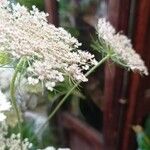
[17,0,45,11]
[133,125,150,150]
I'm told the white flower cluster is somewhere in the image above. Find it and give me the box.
[0,114,69,150]
[0,122,32,150]
[97,18,148,75]
[0,0,97,91]
[0,118,70,150]
[4,134,33,150]
[0,90,11,122]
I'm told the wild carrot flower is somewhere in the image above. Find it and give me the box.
[97,18,148,75]
[0,122,33,149]
[0,0,97,91]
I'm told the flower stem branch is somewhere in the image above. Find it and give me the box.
[10,58,26,150]
[36,55,109,134]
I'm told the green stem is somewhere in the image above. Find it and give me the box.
[85,55,109,76]
[36,55,109,134]
[10,58,25,150]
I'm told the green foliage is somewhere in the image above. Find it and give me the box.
[59,0,72,12]
[48,76,85,103]
[39,127,58,149]
[7,122,39,149]
[25,83,43,94]
[7,121,58,149]
[65,27,80,38]
[136,132,150,150]
[59,0,98,13]
[91,37,129,69]
[0,51,12,65]
[16,0,45,11]
[133,125,150,150]
[144,115,150,138]
[80,0,98,12]
[16,57,27,72]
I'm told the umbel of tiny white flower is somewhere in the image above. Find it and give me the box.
[0,0,97,91]
[96,18,148,75]
[0,122,33,150]
[0,121,71,150]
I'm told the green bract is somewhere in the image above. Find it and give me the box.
[0,51,11,65]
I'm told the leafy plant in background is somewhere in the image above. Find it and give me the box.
[144,115,150,138]
[133,125,150,150]
[59,0,80,37]
[7,122,39,149]
[132,115,150,150]
[16,0,45,11]
[0,0,148,150]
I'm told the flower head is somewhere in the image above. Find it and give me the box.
[97,18,148,75]
[0,0,97,91]
[0,122,33,150]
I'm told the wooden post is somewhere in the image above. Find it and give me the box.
[122,0,150,149]
[103,0,131,150]
[44,0,59,26]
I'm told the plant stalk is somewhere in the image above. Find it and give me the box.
[10,59,25,150]
[37,55,109,133]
